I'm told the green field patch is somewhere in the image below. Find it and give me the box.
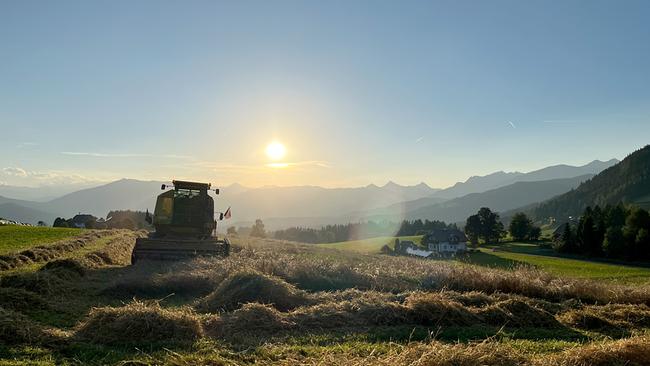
[318,235,422,253]
[468,243,650,284]
[0,226,82,254]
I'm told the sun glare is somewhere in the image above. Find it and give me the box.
[265,141,286,161]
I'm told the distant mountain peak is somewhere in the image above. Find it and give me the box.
[382,181,400,188]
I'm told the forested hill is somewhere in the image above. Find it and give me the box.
[533,145,650,221]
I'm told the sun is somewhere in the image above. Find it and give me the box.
[265,141,286,161]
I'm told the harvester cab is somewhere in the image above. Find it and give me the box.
[131,180,230,263]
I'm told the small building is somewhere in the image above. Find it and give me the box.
[422,229,467,257]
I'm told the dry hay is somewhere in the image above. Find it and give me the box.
[41,258,86,276]
[104,260,221,299]
[0,288,48,311]
[381,340,525,366]
[222,239,650,305]
[197,269,312,312]
[405,292,480,326]
[0,307,45,344]
[290,293,411,329]
[80,231,144,267]
[559,303,650,331]
[257,339,526,366]
[538,334,650,366]
[478,299,561,328]
[0,230,116,271]
[0,267,78,294]
[75,300,203,345]
[205,303,296,338]
[443,290,497,307]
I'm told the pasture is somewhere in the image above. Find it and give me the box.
[321,236,650,284]
[0,226,81,254]
[1,228,650,365]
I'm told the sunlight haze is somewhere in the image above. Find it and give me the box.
[1,1,649,189]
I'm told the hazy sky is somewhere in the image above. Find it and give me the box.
[1,0,649,188]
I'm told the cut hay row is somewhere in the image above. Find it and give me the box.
[0,231,142,298]
[243,334,650,366]
[73,286,650,348]
[0,230,122,271]
[78,230,145,267]
[75,300,202,345]
[219,239,650,305]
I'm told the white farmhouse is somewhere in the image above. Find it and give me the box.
[422,229,468,257]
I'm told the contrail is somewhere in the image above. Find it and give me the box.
[415,136,424,143]
[508,121,516,128]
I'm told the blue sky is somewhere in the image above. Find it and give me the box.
[1,0,649,188]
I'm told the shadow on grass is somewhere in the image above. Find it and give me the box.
[1,260,190,329]
[457,250,530,270]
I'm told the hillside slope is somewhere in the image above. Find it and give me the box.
[402,175,593,223]
[532,145,650,220]
[430,159,617,200]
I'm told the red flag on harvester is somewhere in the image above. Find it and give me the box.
[224,207,231,219]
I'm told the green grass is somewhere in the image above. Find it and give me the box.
[466,243,650,284]
[319,236,421,253]
[0,226,82,254]
[320,235,650,284]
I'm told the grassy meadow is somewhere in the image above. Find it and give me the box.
[1,228,650,365]
[319,235,421,253]
[0,226,81,254]
[320,236,650,284]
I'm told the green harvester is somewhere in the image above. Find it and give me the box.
[131,180,230,263]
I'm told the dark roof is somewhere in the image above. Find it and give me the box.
[422,229,467,243]
[71,214,97,223]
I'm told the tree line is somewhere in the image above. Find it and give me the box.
[463,207,541,245]
[555,204,650,261]
[533,145,650,221]
[272,219,458,244]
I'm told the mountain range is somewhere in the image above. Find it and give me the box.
[0,158,621,229]
[531,145,650,220]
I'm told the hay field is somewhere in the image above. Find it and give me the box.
[0,226,81,254]
[1,233,650,365]
[321,236,650,284]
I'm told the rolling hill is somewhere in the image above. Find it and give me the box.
[429,159,618,200]
[398,174,594,224]
[532,145,650,220]
[0,180,440,226]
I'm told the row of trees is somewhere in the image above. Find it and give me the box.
[463,208,541,245]
[53,210,152,230]
[228,219,267,238]
[555,205,650,260]
[272,219,458,244]
[508,212,542,241]
[464,207,505,245]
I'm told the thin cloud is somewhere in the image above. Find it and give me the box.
[508,121,516,129]
[2,167,28,177]
[1,166,103,186]
[61,152,191,159]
